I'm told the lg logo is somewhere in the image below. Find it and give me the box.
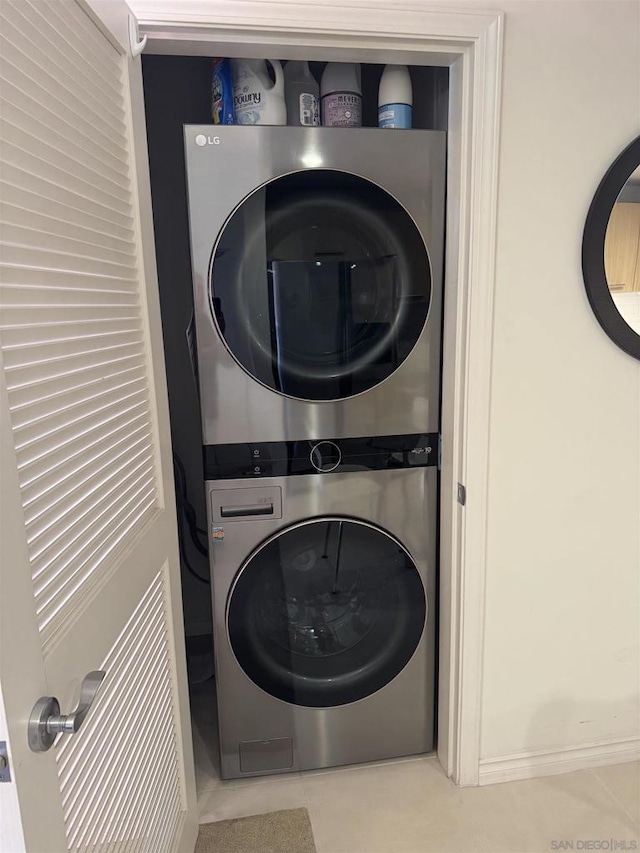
[195,134,221,146]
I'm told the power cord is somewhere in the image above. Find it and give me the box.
[173,452,210,585]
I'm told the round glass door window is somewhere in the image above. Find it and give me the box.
[227,518,426,707]
[210,170,432,401]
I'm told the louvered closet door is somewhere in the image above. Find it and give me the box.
[0,1,198,851]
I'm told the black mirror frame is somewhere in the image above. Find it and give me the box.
[582,135,640,360]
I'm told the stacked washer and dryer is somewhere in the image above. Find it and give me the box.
[184,126,445,779]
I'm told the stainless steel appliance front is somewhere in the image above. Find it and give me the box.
[207,466,436,779]
[184,126,445,444]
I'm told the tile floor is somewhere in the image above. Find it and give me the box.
[190,681,640,853]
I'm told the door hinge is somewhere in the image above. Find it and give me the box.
[457,483,466,506]
[0,742,11,783]
[437,433,442,470]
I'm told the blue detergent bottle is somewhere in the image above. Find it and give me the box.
[378,65,413,129]
[211,58,235,125]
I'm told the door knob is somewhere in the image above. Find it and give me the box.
[28,671,106,753]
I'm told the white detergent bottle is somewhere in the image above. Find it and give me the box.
[378,65,412,129]
[231,59,286,125]
[320,63,362,127]
[285,61,320,126]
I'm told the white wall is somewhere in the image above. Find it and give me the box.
[479,0,640,760]
[129,0,640,766]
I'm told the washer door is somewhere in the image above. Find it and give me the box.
[210,170,432,401]
[227,518,426,707]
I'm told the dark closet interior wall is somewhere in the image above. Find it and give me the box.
[142,55,213,637]
[409,66,449,131]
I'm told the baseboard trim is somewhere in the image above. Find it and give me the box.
[479,736,640,786]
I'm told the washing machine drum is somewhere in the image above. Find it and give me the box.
[227,518,427,707]
[209,170,432,401]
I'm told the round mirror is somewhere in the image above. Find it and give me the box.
[582,136,640,359]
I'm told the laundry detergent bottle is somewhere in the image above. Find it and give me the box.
[284,60,319,126]
[320,63,362,127]
[231,58,286,125]
[378,64,413,129]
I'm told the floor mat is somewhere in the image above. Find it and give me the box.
[195,807,317,853]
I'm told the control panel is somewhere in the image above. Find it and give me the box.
[204,433,439,480]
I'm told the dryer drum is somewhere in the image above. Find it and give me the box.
[227,517,427,707]
[209,170,432,401]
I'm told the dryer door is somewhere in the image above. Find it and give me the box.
[210,170,432,401]
[227,517,426,707]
